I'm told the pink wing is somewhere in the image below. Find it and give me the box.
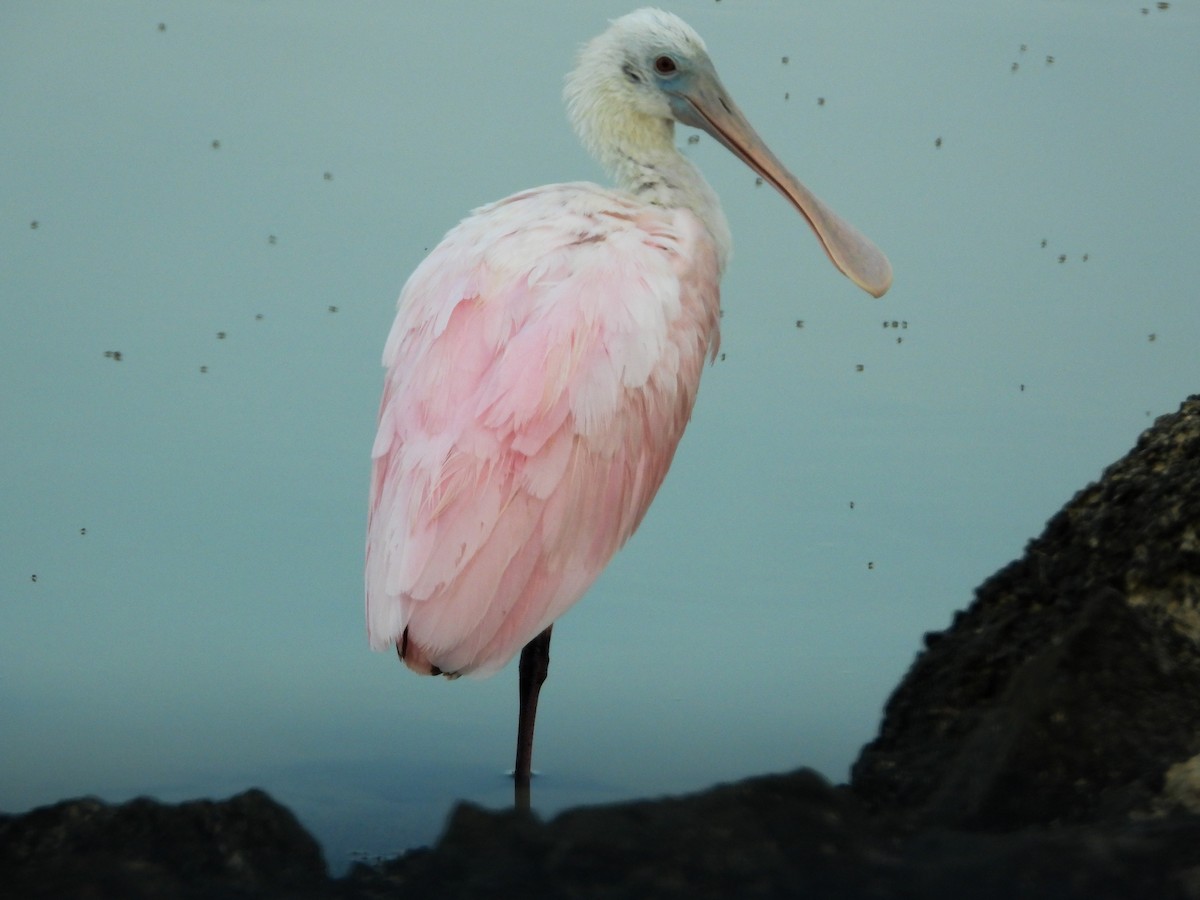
[366,182,722,677]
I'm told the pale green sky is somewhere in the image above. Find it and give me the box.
[2,0,1198,870]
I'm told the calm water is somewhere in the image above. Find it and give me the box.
[3,0,1198,872]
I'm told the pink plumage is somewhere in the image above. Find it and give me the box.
[366,184,722,676]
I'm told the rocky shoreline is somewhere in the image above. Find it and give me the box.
[4,396,1198,898]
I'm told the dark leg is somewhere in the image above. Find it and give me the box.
[513,625,553,811]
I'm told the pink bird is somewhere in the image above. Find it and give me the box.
[366,8,890,805]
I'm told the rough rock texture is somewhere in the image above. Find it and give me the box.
[339,772,1200,899]
[342,771,887,899]
[6,775,1200,899]
[851,395,1200,830]
[0,789,327,899]
[3,396,1199,899]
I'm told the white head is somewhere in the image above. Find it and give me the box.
[565,8,711,159]
[564,8,892,298]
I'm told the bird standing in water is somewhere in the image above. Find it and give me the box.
[366,8,890,807]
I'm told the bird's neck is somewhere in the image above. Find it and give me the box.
[587,113,732,272]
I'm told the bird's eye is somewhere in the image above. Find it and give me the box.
[653,55,678,76]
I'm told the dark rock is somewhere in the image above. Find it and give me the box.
[342,770,891,899]
[851,395,1200,830]
[0,788,328,899]
[336,783,1200,899]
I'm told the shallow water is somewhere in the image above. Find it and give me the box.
[2,0,1198,873]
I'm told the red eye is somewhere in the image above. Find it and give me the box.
[654,56,677,75]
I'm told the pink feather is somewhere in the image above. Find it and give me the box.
[365,183,721,677]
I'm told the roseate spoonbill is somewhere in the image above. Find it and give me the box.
[366,7,890,806]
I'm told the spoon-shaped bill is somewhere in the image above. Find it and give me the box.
[671,68,892,298]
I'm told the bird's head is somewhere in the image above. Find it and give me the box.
[566,8,892,298]
[565,9,714,151]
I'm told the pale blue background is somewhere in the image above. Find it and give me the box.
[2,0,1197,872]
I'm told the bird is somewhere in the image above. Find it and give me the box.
[365,7,890,808]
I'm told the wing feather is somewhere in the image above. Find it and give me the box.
[366,182,721,675]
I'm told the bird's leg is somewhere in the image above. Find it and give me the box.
[513,625,553,811]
